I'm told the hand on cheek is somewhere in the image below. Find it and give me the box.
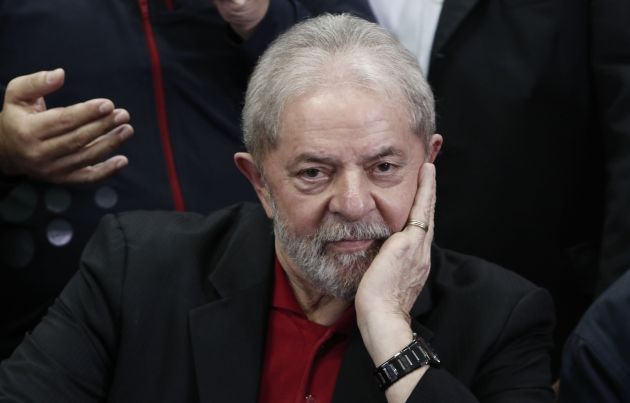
[354,162,436,367]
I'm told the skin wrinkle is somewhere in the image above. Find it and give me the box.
[272,196,391,302]
[257,86,429,319]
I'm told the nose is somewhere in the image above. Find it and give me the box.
[328,169,376,221]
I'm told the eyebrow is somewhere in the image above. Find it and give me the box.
[361,146,406,165]
[289,146,406,167]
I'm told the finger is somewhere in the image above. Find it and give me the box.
[41,109,130,159]
[56,156,129,184]
[421,171,437,258]
[4,69,65,105]
[405,163,436,235]
[45,124,134,177]
[31,98,117,140]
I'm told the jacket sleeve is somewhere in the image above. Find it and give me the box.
[594,0,630,291]
[558,270,630,403]
[407,288,556,403]
[558,333,628,403]
[0,81,20,197]
[0,214,126,401]
[239,0,375,63]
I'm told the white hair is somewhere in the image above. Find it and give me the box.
[242,13,436,165]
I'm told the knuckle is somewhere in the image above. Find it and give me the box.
[6,76,20,89]
[5,76,24,96]
[24,146,44,163]
[14,126,33,142]
[57,111,75,129]
[66,132,87,151]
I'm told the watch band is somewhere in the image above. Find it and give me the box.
[373,333,441,391]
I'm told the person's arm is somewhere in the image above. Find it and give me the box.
[0,69,133,186]
[354,163,434,402]
[405,288,554,403]
[365,287,555,403]
[558,332,627,403]
[594,0,630,292]
[559,271,630,403]
[355,163,555,402]
[0,215,126,401]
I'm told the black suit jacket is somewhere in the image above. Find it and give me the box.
[0,203,554,402]
[426,0,630,354]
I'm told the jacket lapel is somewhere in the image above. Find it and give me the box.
[188,205,443,402]
[189,284,271,403]
[333,328,385,403]
[188,204,276,403]
[431,0,481,56]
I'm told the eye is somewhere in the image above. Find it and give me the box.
[375,162,393,173]
[301,168,322,179]
[294,167,330,192]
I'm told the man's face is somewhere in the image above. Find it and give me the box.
[241,85,439,299]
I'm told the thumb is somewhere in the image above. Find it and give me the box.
[5,68,65,105]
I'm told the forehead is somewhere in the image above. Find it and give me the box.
[275,86,420,160]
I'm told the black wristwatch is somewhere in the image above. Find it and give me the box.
[373,333,441,391]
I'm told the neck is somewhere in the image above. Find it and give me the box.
[277,251,352,326]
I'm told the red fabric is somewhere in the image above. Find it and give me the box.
[259,259,356,403]
[138,0,186,211]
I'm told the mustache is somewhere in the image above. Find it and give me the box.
[313,218,392,244]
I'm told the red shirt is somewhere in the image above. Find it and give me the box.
[258,259,356,403]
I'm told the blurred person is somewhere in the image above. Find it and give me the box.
[0,15,554,402]
[559,268,630,402]
[0,0,374,359]
[368,0,630,371]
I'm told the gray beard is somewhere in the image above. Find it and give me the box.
[272,204,391,301]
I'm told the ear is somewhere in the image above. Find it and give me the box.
[427,134,443,163]
[234,152,274,218]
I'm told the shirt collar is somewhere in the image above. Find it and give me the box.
[272,257,356,335]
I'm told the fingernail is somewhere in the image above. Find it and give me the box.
[46,68,63,84]
[113,109,129,124]
[116,157,128,169]
[117,125,134,140]
[98,100,114,114]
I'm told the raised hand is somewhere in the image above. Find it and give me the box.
[0,69,133,184]
[355,162,437,402]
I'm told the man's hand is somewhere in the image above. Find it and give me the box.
[0,69,133,184]
[355,163,437,402]
[213,0,270,39]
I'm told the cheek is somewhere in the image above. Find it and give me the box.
[376,182,418,231]
[276,193,329,234]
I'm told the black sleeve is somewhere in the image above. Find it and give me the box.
[0,81,20,196]
[408,289,556,403]
[559,271,630,403]
[0,215,126,401]
[594,0,630,291]
[558,333,627,403]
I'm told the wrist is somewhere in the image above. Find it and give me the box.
[358,313,414,366]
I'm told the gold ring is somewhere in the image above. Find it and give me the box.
[407,219,428,232]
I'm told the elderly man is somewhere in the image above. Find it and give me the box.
[0,14,554,402]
